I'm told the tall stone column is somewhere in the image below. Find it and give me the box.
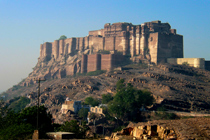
[130,27,136,57]
[84,36,89,49]
[140,24,146,56]
[81,55,87,73]
[40,44,43,58]
[122,31,127,55]
[135,26,140,55]
[53,40,59,59]
[59,39,64,56]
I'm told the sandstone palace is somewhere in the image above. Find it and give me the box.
[22,21,183,86]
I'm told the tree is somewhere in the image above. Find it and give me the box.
[9,96,30,113]
[108,79,154,121]
[58,35,67,40]
[0,105,53,139]
[18,105,53,134]
[102,94,113,104]
[58,120,88,138]
[78,108,89,120]
[84,97,99,107]
[59,120,79,133]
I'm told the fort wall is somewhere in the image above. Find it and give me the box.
[87,54,101,72]
[101,54,113,70]
[148,32,158,64]
[81,55,88,73]
[40,42,52,59]
[89,36,104,52]
[39,21,183,65]
[59,39,64,55]
[157,33,183,63]
[105,36,115,51]
[81,53,125,73]
[89,29,104,36]
[52,40,59,58]
[167,58,205,69]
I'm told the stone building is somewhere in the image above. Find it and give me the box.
[39,20,183,65]
[90,106,103,115]
[167,58,205,69]
[61,100,81,114]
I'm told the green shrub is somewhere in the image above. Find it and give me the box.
[102,94,113,104]
[12,85,22,91]
[84,97,100,107]
[155,111,178,120]
[182,62,189,66]
[98,50,110,54]
[58,35,67,40]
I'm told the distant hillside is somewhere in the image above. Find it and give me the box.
[3,63,210,119]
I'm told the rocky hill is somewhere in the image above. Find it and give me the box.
[19,20,184,87]
[3,63,210,119]
[111,117,210,139]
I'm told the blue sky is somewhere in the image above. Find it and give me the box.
[0,0,210,92]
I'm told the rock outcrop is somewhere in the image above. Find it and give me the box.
[110,118,210,139]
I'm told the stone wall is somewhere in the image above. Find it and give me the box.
[40,42,52,59]
[61,100,81,114]
[167,58,205,69]
[89,29,104,36]
[101,54,113,70]
[81,53,125,73]
[87,54,101,72]
[39,20,183,64]
[157,33,183,63]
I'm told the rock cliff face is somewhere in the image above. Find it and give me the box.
[20,20,183,87]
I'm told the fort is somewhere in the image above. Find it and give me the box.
[22,20,185,86]
[39,20,183,65]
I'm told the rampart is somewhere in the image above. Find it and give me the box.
[39,20,183,64]
[81,53,125,73]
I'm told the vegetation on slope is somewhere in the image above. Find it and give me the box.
[8,96,30,112]
[0,103,53,139]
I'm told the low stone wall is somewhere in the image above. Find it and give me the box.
[167,58,205,69]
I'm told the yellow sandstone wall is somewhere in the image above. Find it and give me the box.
[167,58,205,69]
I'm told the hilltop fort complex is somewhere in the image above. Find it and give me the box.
[21,20,209,86]
[40,20,183,64]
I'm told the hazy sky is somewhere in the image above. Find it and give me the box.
[0,0,210,92]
